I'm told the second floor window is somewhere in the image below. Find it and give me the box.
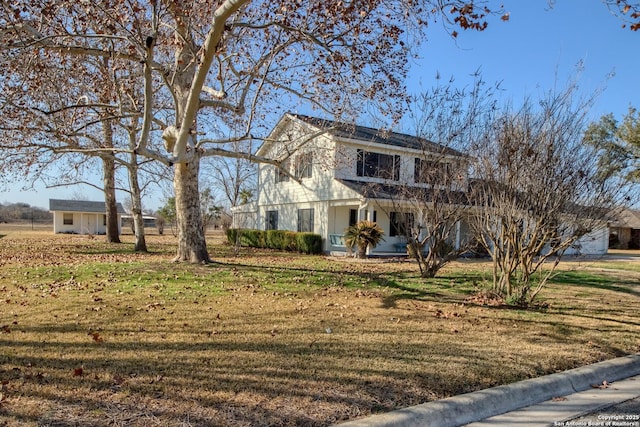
[414,158,453,184]
[295,152,313,179]
[275,161,290,183]
[357,149,400,181]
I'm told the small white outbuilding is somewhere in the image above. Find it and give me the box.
[49,199,125,235]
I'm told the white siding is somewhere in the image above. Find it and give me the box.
[52,211,116,235]
[565,227,609,256]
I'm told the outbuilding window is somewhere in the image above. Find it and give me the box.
[63,213,73,225]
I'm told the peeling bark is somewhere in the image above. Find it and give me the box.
[173,154,211,263]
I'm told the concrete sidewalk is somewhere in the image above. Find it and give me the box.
[465,374,640,426]
[336,354,640,427]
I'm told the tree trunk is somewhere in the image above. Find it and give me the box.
[170,28,210,263]
[102,155,121,243]
[173,153,210,263]
[357,244,367,259]
[127,151,147,252]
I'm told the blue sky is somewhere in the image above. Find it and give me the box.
[2,1,638,211]
[409,1,638,121]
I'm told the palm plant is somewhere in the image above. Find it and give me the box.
[343,220,385,258]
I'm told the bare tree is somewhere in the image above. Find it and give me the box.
[468,84,622,306]
[203,141,257,208]
[0,49,127,241]
[374,76,497,277]
[0,12,176,249]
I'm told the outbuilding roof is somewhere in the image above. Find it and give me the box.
[49,199,126,214]
[610,208,640,229]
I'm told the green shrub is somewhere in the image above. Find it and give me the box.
[250,230,267,248]
[284,231,298,252]
[297,233,322,254]
[266,230,287,250]
[226,228,321,254]
[226,228,239,243]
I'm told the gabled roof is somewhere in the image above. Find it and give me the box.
[49,199,126,214]
[291,114,465,156]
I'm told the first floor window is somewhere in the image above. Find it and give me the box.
[266,210,278,230]
[297,208,314,233]
[390,212,414,237]
[63,213,73,225]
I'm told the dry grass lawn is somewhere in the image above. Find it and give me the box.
[0,224,639,426]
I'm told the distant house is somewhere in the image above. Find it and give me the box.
[49,199,125,235]
[609,208,640,249]
[121,215,157,230]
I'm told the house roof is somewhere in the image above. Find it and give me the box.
[49,199,126,214]
[337,179,470,205]
[291,114,465,156]
[609,208,640,229]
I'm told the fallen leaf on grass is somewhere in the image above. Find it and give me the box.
[89,332,104,342]
[73,368,83,377]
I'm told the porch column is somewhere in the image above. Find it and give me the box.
[358,199,371,255]
[358,198,369,222]
[455,220,461,250]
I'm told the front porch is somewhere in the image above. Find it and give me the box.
[326,200,469,257]
[326,201,412,256]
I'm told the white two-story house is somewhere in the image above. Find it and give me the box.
[232,113,476,255]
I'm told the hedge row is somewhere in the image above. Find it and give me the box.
[225,229,322,254]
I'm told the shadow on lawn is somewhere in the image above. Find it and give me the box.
[551,271,640,298]
[3,261,638,425]
[215,258,478,309]
[0,323,509,426]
